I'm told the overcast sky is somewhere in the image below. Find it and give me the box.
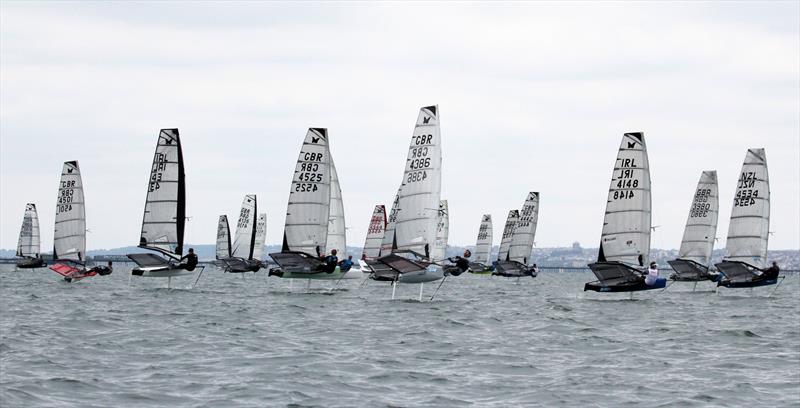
[1,1,798,253]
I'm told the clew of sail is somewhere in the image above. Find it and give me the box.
[53,161,86,263]
[509,192,540,265]
[394,105,442,257]
[677,171,719,266]
[326,159,346,255]
[721,148,770,269]
[232,194,257,260]
[252,213,267,261]
[139,128,185,258]
[497,210,519,262]
[474,214,493,265]
[363,205,387,259]
[431,200,449,263]
[597,132,651,267]
[282,128,331,256]
[216,215,231,260]
[17,203,41,258]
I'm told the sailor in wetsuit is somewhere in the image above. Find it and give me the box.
[177,248,199,271]
[88,261,113,276]
[758,262,780,280]
[319,249,338,273]
[445,250,472,276]
[644,262,659,285]
[339,255,354,272]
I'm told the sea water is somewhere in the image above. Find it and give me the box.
[1,265,798,407]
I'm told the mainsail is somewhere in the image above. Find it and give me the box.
[139,128,185,257]
[677,171,719,266]
[432,200,449,262]
[282,128,331,256]
[17,203,40,259]
[216,215,231,260]
[232,194,257,260]
[597,132,651,267]
[473,214,493,265]
[508,192,540,265]
[253,213,267,261]
[380,190,401,256]
[394,105,442,257]
[363,205,387,259]
[326,159,346,255]
[53,161,86,263]
[497,210,519,262]
[721,148,770,268]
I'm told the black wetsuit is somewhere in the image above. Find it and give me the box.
[178,253,198,271]
[762,265,780,280]
[446,256,470,276]
[320,255,338,273]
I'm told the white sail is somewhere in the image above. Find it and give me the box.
[282,128,331,256]
[509,192,540,265]
[722,148,770,268]
[53,161,86,262]
[394,105,442,257]
[216,215,231,260]
[380,189,401,256]
[232,194,257,260]
[326,159,346,255]
[252,213,267,261]
[677,171,719,266]
[497,210,519,262]
[363,205,387,259]
[474,214,493,265]
[16,203,40,258]
[139,128,185,257]
[432,200,449,262]
[597,132,651,267]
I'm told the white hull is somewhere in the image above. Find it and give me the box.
[131,266,200,278]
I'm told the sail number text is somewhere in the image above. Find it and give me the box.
[613,158,640,200]
[295,152,325,193]
[734,172,759,207]
[149,152,168,192]
[57,180,76,214]
[690,188,712,217]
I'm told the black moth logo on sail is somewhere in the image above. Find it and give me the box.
[627,141,636,148]
[311,136,320,143]
[67,167,74,173]
[423,117,431,124]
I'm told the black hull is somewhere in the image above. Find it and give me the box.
[718,277,779,288]
[584,277,667,293]
[16,258,45,268]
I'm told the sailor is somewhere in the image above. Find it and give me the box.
[177,248,199,271]
[644,261,659,285]
[445,250,472,276]
[759,262,780,280]
[530,263,539,277]
[321,249,339,273]
[339,255,354,272]
[88,261,113,276]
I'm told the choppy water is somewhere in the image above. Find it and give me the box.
[1,264,798,407]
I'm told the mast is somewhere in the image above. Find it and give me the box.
[282,128,331,256]
[722,148,770,268]
[509,192,540,265]
[139,128,185,258]
[474,214,493,265]
[597,132,651,267]
[394,105,442,258]
[363,205,387,259]
[677,171,719,266]
[53,161,86,263]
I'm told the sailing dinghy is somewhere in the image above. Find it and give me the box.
[49,161,111,282]
[668,171,720,283]
[359,204,387,273]
[127,129,204,281]
[268,128,346,280]
[365,105,447,289]
[716,148,781,289]
[491,210,519,276]
[218,195,264,272]
[495,192,540,278]
[15,203,45,268]
[468,214,494,274]
[585,132,666,292]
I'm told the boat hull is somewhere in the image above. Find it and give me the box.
[16,258,46,269]
[268,267,345,280]
[718,277,778,288]
[584,277,667,292]
[131,266,198,278]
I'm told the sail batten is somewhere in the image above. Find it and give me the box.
[721,149,770,269]
[676,171,719,266]
[138,128,185,257]
[394,105,442,256]
[597,132,652,266]
[53,161,86,263]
